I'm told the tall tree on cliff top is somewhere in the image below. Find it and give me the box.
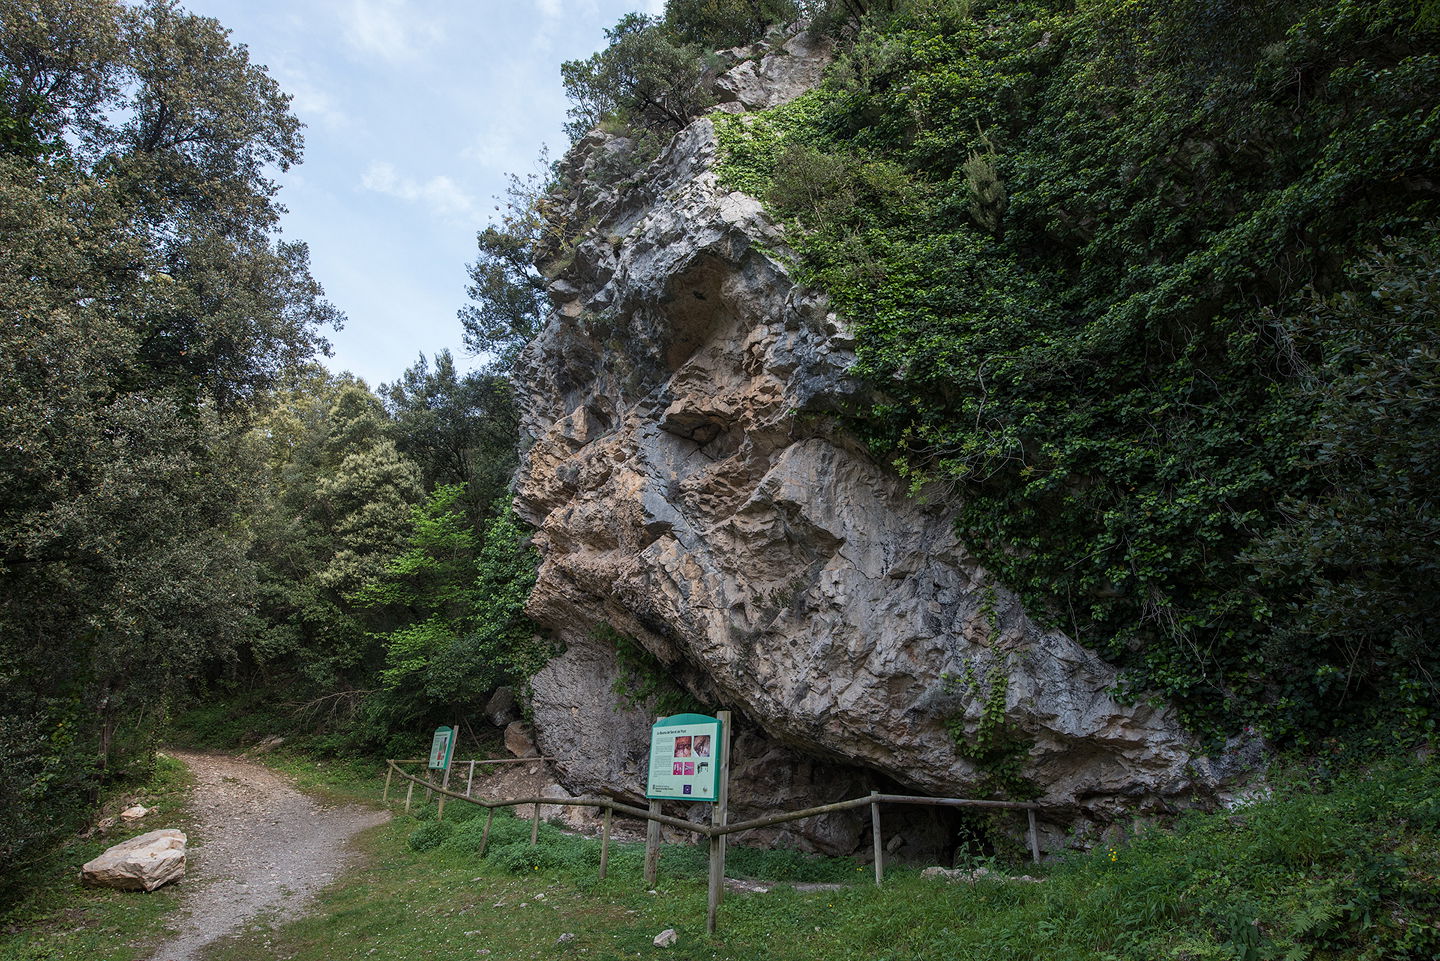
[0,0,338,883]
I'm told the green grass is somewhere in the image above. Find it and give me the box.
[259,751,390,806]
[0,754,195,961]
[9,748,1434,961]
[203,750,1440,961]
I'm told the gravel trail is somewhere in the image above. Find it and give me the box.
[150,751,389,961]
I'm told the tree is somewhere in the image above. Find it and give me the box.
[244,380,422,692]
[354,490,548,730]
[663,0,800,47]
[382,351,520,523]
[0,0,337,884]
[460,167,552,369]
[560,13,714,139]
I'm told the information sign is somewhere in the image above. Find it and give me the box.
[645,713,722,800]
[428,725,455,770]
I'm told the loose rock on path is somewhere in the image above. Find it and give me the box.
[150,751,389,961]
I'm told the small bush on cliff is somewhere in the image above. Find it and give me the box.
[561,13,715,140]
[665,0,803,48]
[560,0,811,143]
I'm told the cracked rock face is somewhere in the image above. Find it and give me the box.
[513,40,1224,851]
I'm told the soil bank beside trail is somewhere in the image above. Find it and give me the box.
[149,751,389,961]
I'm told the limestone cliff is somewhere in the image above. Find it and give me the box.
[511,31,1231,855]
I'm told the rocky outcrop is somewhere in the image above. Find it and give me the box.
[709,28,832,112]
[512,31,1227,852]
[82,828,186,891]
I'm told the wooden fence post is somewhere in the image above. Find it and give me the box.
[383,764,393,804]
[643,799,663,885]
[404,771,415,813]
[437,757,455,822]
[1027,809,1041,864]
[706,710,733,934]
[530,800,541,846]
[466,760,476,797]
[478,808,495,857]
[870,790,884,887]
[599,806,613,880]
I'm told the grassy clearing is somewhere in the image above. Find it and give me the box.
[0,754,194,961]
[203,751,1440,961]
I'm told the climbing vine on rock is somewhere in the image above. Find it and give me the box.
[944,664,1040,801]
[717,0,1440,743]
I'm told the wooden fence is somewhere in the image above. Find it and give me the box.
[383,758,1046,934]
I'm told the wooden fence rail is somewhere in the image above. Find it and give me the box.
[382,757,1048,932]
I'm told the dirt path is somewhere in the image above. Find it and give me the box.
[149,751,389,961]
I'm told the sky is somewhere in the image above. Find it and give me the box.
[179,0,665,389]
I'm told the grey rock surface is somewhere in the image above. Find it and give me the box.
[504,720,539,758]
[513,29,1223,848]
[486,685,522,727]
[711,29,832,111]
[82,828,186,892]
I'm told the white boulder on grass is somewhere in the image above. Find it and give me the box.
[81,828,186,891]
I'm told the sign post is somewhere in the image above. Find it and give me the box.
[643,713,729,908]
[428,725,455,817]
[706,710,732,934]
[644,713,723,801]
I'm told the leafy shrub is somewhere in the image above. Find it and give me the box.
[665,0,802,48]
[407,820,454,852]
[561,14,715,140]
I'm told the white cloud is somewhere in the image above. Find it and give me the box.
[532,0,611,17]
[277,67,351,130]
[462,127,525,173]
[342,0,441,63]
[360,161,478,221]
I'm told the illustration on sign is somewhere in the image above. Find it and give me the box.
[645,714,722,800]
[428,726,454,770]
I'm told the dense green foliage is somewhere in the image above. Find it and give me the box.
[241,376,423,694]
[232,357,544,758]
[0,0,337,886]
[1,1,550,888]
[715,0,1440,741]
[356,489,549,735]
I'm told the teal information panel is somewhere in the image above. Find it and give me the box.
[428,726,455,770]
[645,713,722,801]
